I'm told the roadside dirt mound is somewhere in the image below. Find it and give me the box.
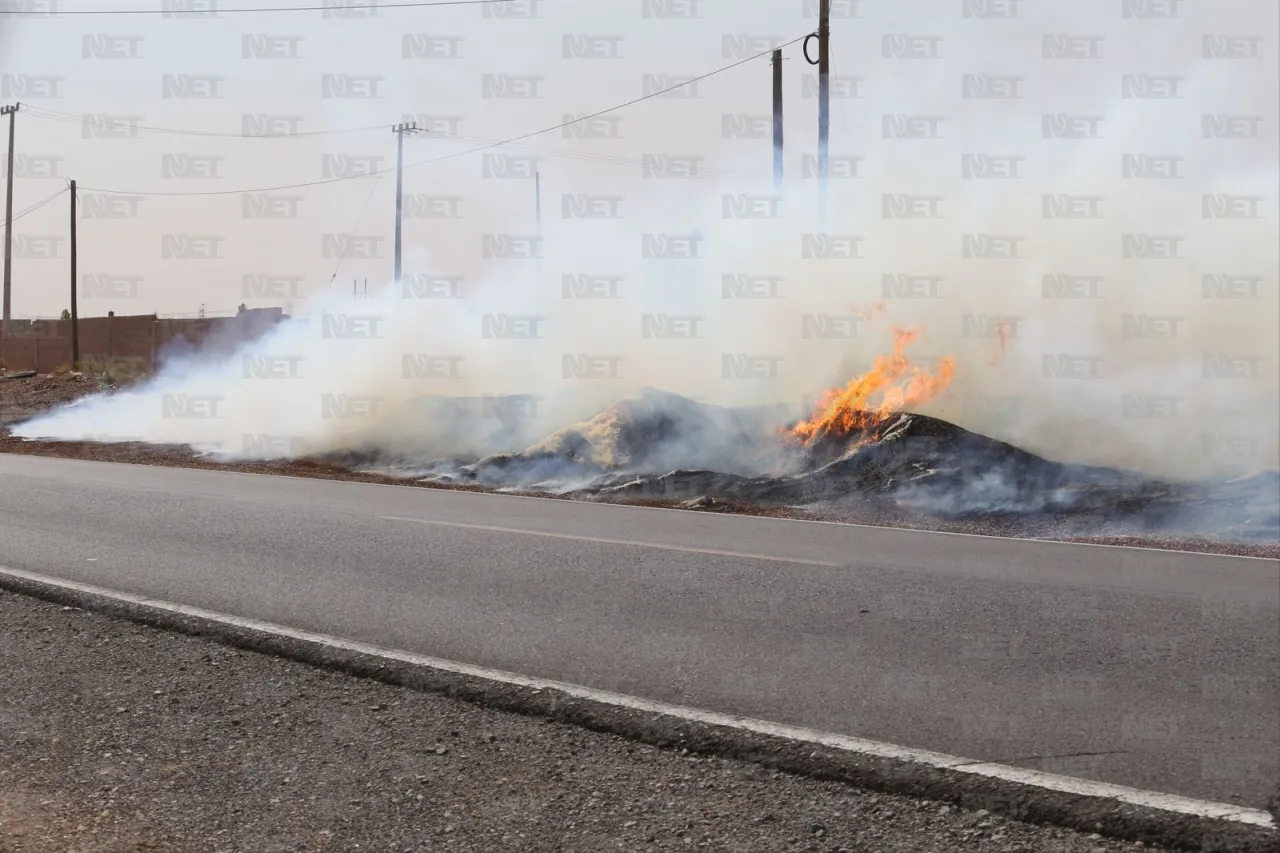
[0,372,101,429]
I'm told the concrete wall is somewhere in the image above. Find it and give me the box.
[0,308,285,374]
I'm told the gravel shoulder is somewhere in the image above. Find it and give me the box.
[0,590,1169,853]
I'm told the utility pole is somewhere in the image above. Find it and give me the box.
[817,0,831,223]
[772,49,784,192]
[69,178,78,366]
[534,170,542,236]
[2,103,19,334]
[391,121,422,286]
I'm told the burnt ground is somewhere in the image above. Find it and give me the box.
[1,373,1277,559]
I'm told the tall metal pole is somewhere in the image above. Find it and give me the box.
[817,0,831,223]
[2,103,19,334]
[69,178,79,366]
[772,49,784,192]
[534,170,541,235]
[391,121,421,286]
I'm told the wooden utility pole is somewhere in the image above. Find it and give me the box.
[391,121,421,285]
[817,0,831,223]
[69,178,79,366]
[2,103,19,334]
[772,49,784,191]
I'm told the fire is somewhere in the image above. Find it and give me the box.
[788,327,957,446]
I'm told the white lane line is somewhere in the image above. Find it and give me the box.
[380,515,845,568]
[0,565,1273,831]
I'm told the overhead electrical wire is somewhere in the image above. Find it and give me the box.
[0,0,513,15]
[1,185,70,228]
[69,34,810,197]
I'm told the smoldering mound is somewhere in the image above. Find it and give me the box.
[340,388,1278,543]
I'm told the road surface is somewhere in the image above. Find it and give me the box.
[1,453,1276,808]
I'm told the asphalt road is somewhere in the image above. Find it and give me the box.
[1,453,1276,809]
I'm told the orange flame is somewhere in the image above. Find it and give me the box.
[788,327,957,446]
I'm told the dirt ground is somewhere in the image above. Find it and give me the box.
[2,371,1276,559]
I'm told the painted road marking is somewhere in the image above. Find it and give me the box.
[380,515,846,568]
[0,564,1273,830]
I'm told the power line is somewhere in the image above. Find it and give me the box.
[21,106,387,139]
[75,34,808,197]
[0,0,512,15]
[1,185,69,228]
